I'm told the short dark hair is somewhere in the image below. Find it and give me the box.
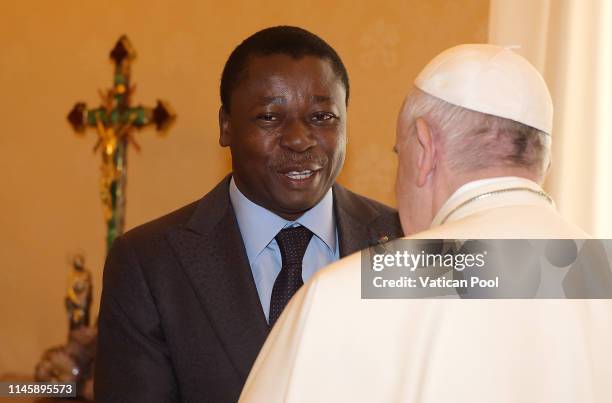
[220,26,350,112]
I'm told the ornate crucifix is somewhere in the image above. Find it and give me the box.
[68,35,175,251]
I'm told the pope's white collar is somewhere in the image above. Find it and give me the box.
[431,176,552,227]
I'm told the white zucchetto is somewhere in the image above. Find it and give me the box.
[414,44,553,134]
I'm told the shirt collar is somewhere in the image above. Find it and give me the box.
[229,177,336,263]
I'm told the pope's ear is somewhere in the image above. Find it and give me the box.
[414,117,436,187]
[219,106,231,147]
[545,155,552,177]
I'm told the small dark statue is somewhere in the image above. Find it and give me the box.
[35,254,96,400]
[66,255,93,329]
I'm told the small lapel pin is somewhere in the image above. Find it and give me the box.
[377,235,389,244]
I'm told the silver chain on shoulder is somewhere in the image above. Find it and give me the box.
[440,187,554,225]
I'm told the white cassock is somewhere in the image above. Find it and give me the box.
[239,177,612,403]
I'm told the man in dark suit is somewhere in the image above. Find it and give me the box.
[95,26,402,402]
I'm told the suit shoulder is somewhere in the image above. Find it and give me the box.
[333,184,397,217]
[356,193,397,217]
[333,184,403,239]
[121,199,200,246]
[334,184,399,222]
[119,176,231,248]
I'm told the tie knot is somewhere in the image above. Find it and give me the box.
[275,226,314,266]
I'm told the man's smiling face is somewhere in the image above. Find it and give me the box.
[220,54,347,220]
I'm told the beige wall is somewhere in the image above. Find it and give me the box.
[489,0,612,236]
[0,0,488,375]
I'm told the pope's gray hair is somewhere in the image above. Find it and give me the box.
[400,88,551,183]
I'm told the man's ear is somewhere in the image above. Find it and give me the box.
[219,106,231,147]
[414,117,436,187]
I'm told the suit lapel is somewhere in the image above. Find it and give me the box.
[167,177,269,379]
[333,184,390,257]
[335,204,371,257]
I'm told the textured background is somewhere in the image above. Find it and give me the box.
[0,0,488,375]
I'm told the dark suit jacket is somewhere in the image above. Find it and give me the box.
[95,176,402,403]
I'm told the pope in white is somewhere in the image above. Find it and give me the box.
[238,45,612,403]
